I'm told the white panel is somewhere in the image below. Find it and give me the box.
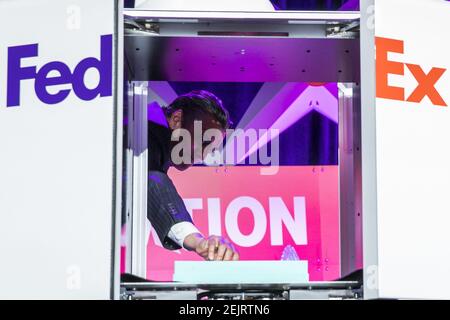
[360,0,379,300]
[363,0,450,299]
[0,0,121,299]
[135,0,275,11]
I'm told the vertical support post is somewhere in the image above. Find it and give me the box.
[124,82,134,273]
[360,0,379,300]
[338,82,363,277]
[125,81,148,278]
[111,0,124,300]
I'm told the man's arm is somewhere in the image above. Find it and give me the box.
[148,171,239,260]
[147,171,189,250]
[168,222,239,261]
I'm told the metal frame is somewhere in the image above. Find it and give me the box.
[123,82,135,274]
[111,0,125,300]
[121,9,363,298]
[125,82,149,279]
[124,9,360,40]
[121,281,360,290]
[359,0,379,300]
[338,83,363,277]
[120,281,361,300]
[123,10,360,22]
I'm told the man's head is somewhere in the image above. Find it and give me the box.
[164,90,231,170]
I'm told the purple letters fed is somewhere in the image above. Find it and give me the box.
[6,34,112,107]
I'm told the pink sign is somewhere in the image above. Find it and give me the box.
[145,165,340,281]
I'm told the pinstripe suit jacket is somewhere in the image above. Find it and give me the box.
[147,121,194,250]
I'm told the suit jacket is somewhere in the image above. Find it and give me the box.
[147,121,194,250]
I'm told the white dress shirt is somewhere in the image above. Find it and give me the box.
[168,222,203,249]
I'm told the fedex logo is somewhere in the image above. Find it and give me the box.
[376,37,447,107]
[6,34,112,107]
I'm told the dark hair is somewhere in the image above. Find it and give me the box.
[164,90,231,129]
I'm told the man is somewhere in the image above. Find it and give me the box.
[147,90,239,261]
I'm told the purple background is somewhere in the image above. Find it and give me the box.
[170,82,338,166]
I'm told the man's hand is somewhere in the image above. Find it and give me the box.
[183,233,239,261]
